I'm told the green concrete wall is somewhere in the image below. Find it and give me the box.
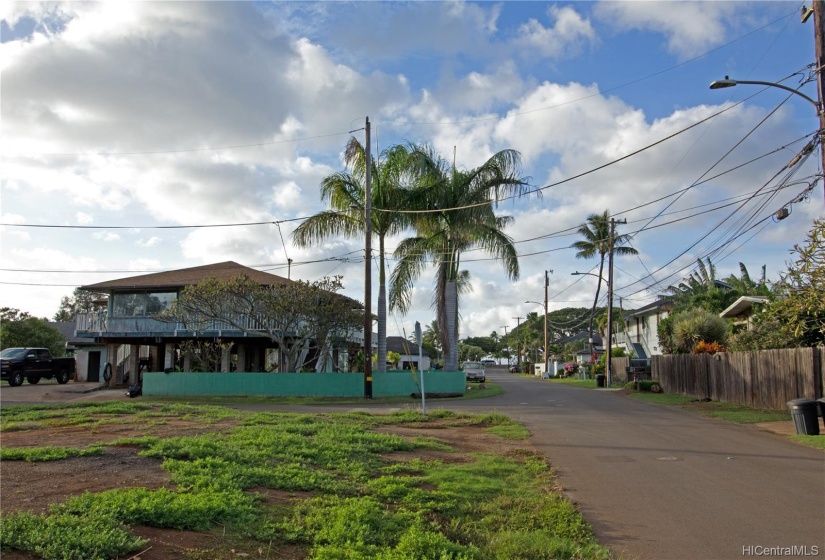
[143,372,364,397]
[372,370,466,397]
[143,370,466,398]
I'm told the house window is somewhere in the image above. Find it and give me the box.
[112,292,177,317]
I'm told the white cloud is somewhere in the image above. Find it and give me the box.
[92,231,120,242]
[137,236,161,248]
[76,211,93,225]
[594,1,739,58]
[514,5,596,59]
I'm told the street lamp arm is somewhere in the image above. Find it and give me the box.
[709,77,821,114]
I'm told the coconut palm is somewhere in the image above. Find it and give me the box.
[292,137,412,373]
[571,210,638,353]
[390,144,532,370]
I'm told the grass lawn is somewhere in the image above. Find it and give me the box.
[627,392,792,423]
[0,401,608,560]
[547,378,598,389]
[627,391,825,450]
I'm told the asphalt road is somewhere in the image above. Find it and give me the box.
[2,371,824,560]
[442,370,825,560]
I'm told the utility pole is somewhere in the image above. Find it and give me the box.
[606,218,626,389]
[544,270,553,377]
[811,0,825,193]
[500,325,509,367]
[364,117,372,398]
[513,317,523,372]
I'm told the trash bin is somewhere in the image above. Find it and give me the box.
[596,374,606,388]
[818,398,825,423]
[787,399,820,436]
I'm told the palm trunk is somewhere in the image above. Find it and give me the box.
[445,280,458,371]
[587,256,606,359]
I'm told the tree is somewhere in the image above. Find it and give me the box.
[163,275,361,373]
[390,144,532,371]
[53,288,107,321]
[292,138,413,375]
[0,307,67,356]
[422,320,443,364]
[669,308,730,353]
[744,219,825,348]
[666,258,740,314]
[571,211,638,349]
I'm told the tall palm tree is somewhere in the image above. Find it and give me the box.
[292,137,412,373]
[571,210,638,355]
[390,144,532,370]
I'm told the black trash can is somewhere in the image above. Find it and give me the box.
[596,374,606,388]
[787,399,820,436]
[818,398,825,423]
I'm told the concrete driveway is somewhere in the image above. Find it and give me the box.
[0,380,121,404]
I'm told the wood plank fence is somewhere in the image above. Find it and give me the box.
[652,348,824,410]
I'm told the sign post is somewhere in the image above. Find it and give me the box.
[415,321,425,415]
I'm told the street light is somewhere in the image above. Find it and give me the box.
[709,75,824,202]
[526,300,548,377]
[709,77,821,113]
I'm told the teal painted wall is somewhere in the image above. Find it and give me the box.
[144,372,364,397]
[372,370,465,397]
[143,370,466,398]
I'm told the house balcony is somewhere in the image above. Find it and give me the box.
[75,312,367,344]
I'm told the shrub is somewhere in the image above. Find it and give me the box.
[671,308,730,353]
[693,341,727,354]
[624,380,663,393]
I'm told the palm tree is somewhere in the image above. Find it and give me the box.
[571,210,638,355]
[292,137,412,373]
[390,144,532,370]
[422,320,442,364]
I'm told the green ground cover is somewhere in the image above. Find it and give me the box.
[0,402,609,560]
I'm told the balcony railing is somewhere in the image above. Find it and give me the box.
[75,312,366,343]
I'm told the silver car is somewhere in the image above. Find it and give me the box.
[463,361,486,383]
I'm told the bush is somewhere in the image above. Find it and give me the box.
[624,380,662,393]
[671,308,730,353]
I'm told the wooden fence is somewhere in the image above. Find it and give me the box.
[652,348,824,410]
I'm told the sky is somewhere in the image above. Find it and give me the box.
[1,1,822,340]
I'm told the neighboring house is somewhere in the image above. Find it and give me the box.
[75,261,368,385]
[387,335,431,371]
[50,321,108,382]
[552,331,603,364]
[719,296,769,332]
[616,297,672,358]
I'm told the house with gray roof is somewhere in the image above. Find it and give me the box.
[75,261,368,385]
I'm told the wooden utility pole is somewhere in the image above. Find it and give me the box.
[364,117,372,398]
[544,270,553,377]
[605,219,625,388]
[812,0,825,195]
[513,316,523,372]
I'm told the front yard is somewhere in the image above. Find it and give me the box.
[0,402,610,560]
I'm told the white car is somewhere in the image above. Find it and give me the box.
[481,359,496,366]
[463,361,486,383]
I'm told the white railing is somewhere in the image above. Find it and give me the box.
[75,312,366,343]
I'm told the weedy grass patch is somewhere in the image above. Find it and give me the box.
[1,403,610,560]
[0,444,105,462]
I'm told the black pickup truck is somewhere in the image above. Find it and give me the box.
[0,348,75,386]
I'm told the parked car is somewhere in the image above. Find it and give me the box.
[481,359,496,366]
[1,348,75,386]
[463,361,486,383]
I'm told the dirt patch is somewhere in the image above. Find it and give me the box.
[1,446,172,514]
[378,423,534,458]
[0,414,529,559]
[1,418,238,449]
